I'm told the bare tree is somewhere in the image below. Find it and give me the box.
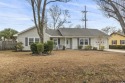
[101,26,117,34]
[74,24,82,28]
[48,5,70,29]
[117,29,123,34]
[27,0,70,43]
[68,24,73,28]
[101,26,123,35]
[95,0,125,33]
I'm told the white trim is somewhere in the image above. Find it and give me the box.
[53,38,58,49]
[17,27,35,36]
[79,38,89,46]
[28,37,40,46]
[50,36,109,38]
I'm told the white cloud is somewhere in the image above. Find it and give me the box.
[67,2,99,10]
[0,2,20,8]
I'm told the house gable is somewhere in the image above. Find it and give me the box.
[109,33,125,45]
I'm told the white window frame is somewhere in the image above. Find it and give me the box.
[79,39,84,45]
[28,38,34,46]
[28,37,40,46]
[53,38,58,46]
[79,38,89,46]
[35,38,40,43]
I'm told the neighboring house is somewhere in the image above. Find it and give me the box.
[109,32,125,45]
[15,27,109,50]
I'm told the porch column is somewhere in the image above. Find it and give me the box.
[65,37,66,48]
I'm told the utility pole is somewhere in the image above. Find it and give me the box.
[81,6,87,29]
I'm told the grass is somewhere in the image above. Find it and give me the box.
[0,50,125,83]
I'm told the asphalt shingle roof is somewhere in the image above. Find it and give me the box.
[16,27,108,37]
[46,28,108,37]
[46,29,62,36]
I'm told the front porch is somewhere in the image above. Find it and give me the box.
[51,37,91,50]
[52,38,72,50]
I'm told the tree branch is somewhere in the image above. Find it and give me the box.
[46,0,70,4]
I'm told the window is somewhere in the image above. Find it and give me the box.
[85,39,88,45]
[79,38,89,45]
[112,40,117,45]
[29,38,34,45]
[28,38,40,46]
[35,38,39,43]
[120,40,125,44]
[54,39,57,45]
[80,39,83,45]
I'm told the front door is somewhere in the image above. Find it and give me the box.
[66,39,71,49]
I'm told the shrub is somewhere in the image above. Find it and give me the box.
[37,43,44,54]
[62,46,66,50]
[99,46,105,51]
[43,43,49,54]
[78,45,83,50]
[109,45,125,49]
[93,47,97,50]
[84,45,92,50]
[15,42,24,51]
[47,40,54,53]
[30,43,38,54]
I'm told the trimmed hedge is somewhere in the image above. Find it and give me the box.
[109,45,125,49]
[84,45,92,50]
[47,40,54,53]
[78,45,83,50]
[43,43,49,54]
[93,47,97,50]
[30,43,38,54]
[30,40,54,55]
[37,43,44,54]
[99,46,105,51]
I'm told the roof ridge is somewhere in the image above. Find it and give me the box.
[58,29,63,36]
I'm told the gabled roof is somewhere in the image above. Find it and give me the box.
[14,26,35,36]
[110,32,125,37]
[58,28,108,37]
[15,27,109,37]
[46,29,62,36]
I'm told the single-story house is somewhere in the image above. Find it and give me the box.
[109,32,125,45]
[15,27,109,50]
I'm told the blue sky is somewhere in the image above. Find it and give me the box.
[0,0,121,32]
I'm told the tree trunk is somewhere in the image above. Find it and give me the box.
[109,1,125,33]
[111,2,125,33]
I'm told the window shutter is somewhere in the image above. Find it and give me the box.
[25,37,28,46]
[116,40,117,45]
[89,38,91,45]
[77,38,79,46]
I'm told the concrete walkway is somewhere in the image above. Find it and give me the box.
[104,49,125,53]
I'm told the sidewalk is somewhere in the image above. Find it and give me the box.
[104,49,125,53]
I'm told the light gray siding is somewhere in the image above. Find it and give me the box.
[17,28,50,50]
[72,38,78,49]
[17,27,109,50]
[91,37,109,49]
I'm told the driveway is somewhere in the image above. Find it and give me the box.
[104,49,125,53]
